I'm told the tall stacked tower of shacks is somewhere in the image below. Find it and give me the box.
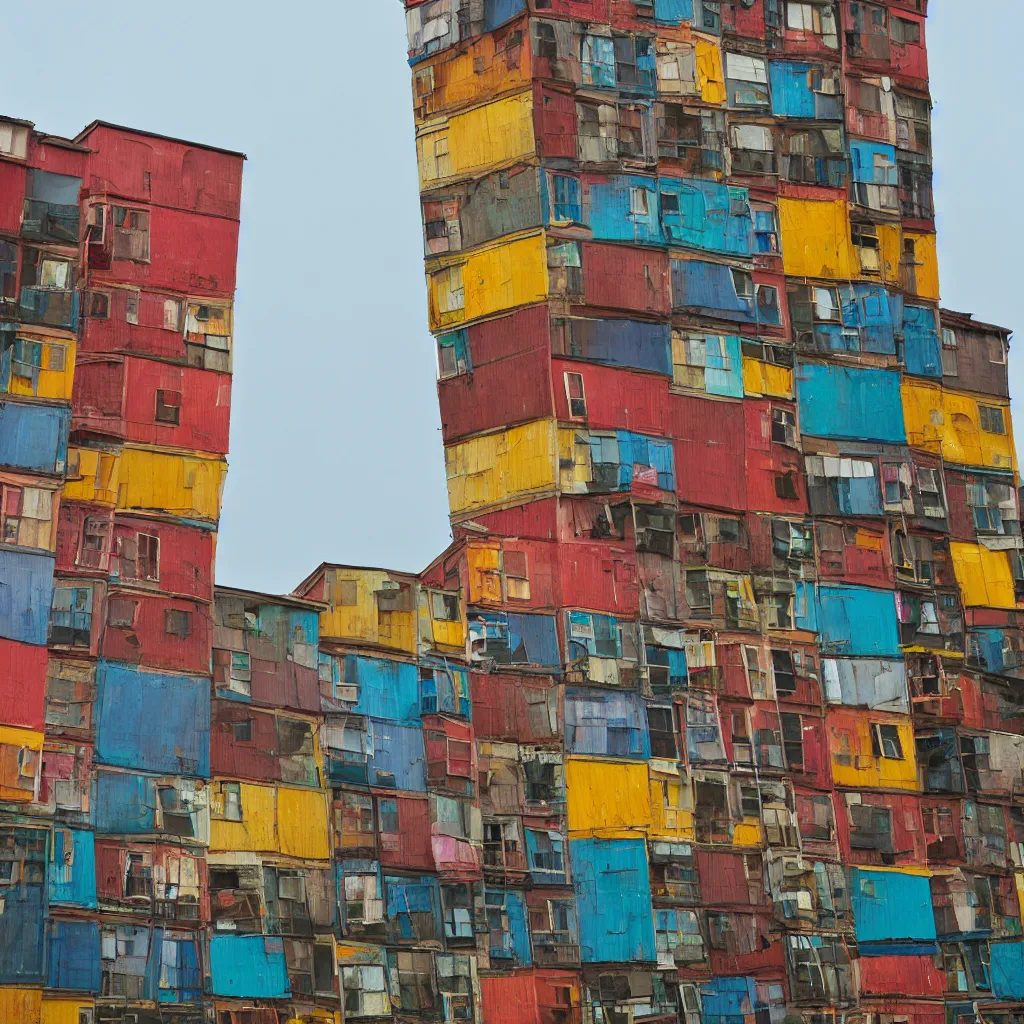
[5,2,1024,1022]
[397,2,1024,1024]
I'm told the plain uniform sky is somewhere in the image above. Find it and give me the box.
[4,2,1020,594]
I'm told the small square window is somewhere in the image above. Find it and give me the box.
[106,598,137,629]
[336,580,358,607]
[979,406,1006,435]
[221,781,242,821]
[233,720,253,742]
[165,609,193,638]
[155,390,181,425]
[88,291,110,318]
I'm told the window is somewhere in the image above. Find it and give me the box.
[564,372,587,417]
[685,570,711,614]
[221,782,242,822]
[701,0,721,32]
[852,222,881,273]
[135,533,159,581]
[772,650,797,696]
[111,206,150,261]
[626,187,649,218]
[125,292,139,325]
[979,406,1006,435]
[890,16,920,45]
[163,299,182,331]
[431,592,460,622]
[988,337,1007,365]
[334,579,358,607]
[433,264,465,316]
[780,713,804,769]
[744,646,768,698]
[155,390,181,425]
[725,53,769,108]
[503,550,530,601]
[730,124,776,174]
[752,206,778,253]
[771,407,797,447]
[106,598,137,629]
[552,174,581,222]
[648,707,677,760]
[534,22,558,59]
[50,586,92,647]
[775,474,798,500]
[164,609,193,638]
[786,3,838,48]
[233,719,252,742]
[871,723,904,760]
[342,963,389,1017]
[548,240,583,295]
[88,291,110,318]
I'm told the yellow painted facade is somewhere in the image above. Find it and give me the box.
[414,35,529,119]
[829,719,919,791]
[950,542,1018,610]
[779,197,856,280]
[117,446,227,521]
[0,724,44,802]
[648,767,694,841]
[427,232,548,331]
[742,357,793,399]
[41,998,93,1024]
[695,40,726,104]
[320,567,418,652]
[566,758,652,838]
[445,419,559,515]
[0,989,42,1024]
[416,92,536,188]
[417,588,466,651]
[210,781,330,860]
[63,446,119,506]
[902,382,1017,471]
[4,336,75,401]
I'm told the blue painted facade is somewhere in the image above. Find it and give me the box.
[849,139,898,185]
[558,317,672,376]
[0,399,69,474]
[0,548,55,645]
[808,284,898,355]
[486,887,533,965]
[565,687,651,758]
[992,940,1024,1001]
[903,304,942,378]
[525,828,566,884]
[659,180,752,255]
[654,0,693,22]
[209,935,291,998]
[348,653,422,724]
[92,770,160,834]
[484,0,526,30]
[816,586,902,658]
[367,719,428,790]
[48,829,97,908]
[700,976,759,1024]
[671,260,761,324]
[849,868,937,946]
[46,919,101,992]
[420,660,471,717]
[770,63,841,119]
[468,609,562,667]
[588,430,675,492]
[566,611,627,660]
[386,874,442,942]
[0,874,44,982]
[572,838,657,963]
[795,362,907,442]
[95,661,211,777]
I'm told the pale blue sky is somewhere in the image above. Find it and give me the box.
[5,2,1020,594]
